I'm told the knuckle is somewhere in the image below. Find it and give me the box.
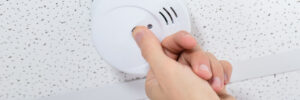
[221,60,233,71]
[192,51,209,61]
[192,50,204,57]
[205,51,214,57]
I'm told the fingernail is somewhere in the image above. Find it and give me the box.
[132,27,145,43]
[224,74,228,84]
[212,77,223,90]
[198,64,210,73]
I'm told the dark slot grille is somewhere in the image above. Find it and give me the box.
[170,7,178,18]
[163,7,174,23]
[159,11,169,25]
[159,7,178,25]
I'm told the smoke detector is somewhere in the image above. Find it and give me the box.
[92,0,191,75]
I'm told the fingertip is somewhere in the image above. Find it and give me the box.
[132,26,147,43]
[220,60,233,84]
[189,51,212,80]
[211,77,224,93]
[195,64,212,80]
[180,32,197,49]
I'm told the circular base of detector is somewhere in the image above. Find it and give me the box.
[92,0,191,75]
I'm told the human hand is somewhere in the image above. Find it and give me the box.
[161,30,232,93]
[132,26,235,100]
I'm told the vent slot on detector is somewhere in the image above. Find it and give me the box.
[159,7,178,25]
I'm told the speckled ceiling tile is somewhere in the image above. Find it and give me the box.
[0,0,141,100]
[0,0,300,100]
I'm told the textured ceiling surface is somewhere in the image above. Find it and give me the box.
[0,0,300,100]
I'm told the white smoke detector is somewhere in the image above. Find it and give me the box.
[92,0,191,75]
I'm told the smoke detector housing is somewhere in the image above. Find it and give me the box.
[92,0,191,75]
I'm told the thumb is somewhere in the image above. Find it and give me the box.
[132,26,167,65]
[132,26,173,77]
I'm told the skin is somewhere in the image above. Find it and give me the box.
[132,26,235,100]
